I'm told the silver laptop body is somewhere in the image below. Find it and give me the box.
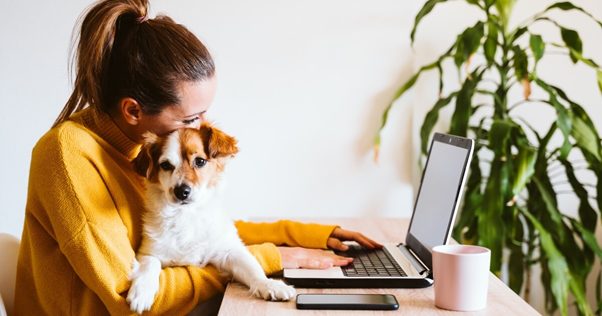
[284,133,474,288]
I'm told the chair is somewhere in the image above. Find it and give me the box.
[0,233,20,316]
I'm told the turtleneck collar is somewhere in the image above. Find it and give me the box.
[69,108,141,160]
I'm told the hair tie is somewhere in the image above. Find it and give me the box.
[136,14,149,24]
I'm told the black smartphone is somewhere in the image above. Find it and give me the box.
[296,294,399,310]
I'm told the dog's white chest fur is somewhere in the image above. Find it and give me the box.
[139,199,239,268]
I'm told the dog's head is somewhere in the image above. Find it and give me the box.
[132,122,238,205]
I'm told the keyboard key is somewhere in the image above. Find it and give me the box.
[335,245,407,277]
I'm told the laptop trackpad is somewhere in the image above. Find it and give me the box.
[284,267,344,278]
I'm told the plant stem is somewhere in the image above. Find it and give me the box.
[508,99,547,112]
[525,264,531,303]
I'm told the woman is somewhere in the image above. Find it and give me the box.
[15,0,381,315]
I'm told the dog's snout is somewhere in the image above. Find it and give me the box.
[174,185,191,201]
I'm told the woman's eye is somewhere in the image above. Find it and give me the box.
[160,161,174,171]
[182,117,199,125]
[194,157,207,168]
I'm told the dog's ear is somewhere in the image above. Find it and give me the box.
[132,132,160,178]
[199,122,239,159]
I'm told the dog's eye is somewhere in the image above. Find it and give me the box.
[160,161,174,171]
[194,157,207,168]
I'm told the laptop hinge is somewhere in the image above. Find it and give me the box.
[397,244,430,275]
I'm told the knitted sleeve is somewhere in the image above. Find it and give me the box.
[235,220,339,249]
[28,128,279,315]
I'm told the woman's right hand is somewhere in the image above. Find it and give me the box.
[277,247,353,269]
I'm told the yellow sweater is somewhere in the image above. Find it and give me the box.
[15,108,336,316]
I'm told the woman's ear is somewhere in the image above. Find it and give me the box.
[199,122,239,159]
[120,98,143,126]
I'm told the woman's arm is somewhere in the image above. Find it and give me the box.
[27,129,278,315]
[235,221,383,270]
[234,220,337,249]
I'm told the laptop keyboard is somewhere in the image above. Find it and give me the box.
[335,244,407,277]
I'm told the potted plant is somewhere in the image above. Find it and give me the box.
[374,1,602,315]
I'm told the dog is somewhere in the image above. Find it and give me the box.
[126,123,295,314]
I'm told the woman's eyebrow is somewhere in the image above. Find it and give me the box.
[182,111,206,118]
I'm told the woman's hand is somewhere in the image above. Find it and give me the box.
[327,227,383,251]
[278,247,353,269]
[277,228,382,269]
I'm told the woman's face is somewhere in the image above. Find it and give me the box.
[138,76,217,137]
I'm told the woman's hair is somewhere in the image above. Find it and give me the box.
[53,0,215,128]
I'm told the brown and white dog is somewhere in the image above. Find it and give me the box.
[126,123,295,314]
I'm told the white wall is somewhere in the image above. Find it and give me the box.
[1,0,601,314]
[0,0,418,237]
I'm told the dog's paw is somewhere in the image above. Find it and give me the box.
[126,259,160,314]
[252,279,296,301]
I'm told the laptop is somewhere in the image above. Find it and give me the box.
[284,133,474,288]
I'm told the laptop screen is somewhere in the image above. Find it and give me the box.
[406,133,473,269]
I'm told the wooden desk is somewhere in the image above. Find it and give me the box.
[218,218,539,315]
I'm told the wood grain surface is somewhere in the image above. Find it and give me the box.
[217,218,539,315]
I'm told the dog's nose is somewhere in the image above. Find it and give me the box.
[174,185,191,201]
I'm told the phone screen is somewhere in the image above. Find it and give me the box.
[296,294,399,310]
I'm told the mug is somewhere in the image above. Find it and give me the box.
[432,245,491,311]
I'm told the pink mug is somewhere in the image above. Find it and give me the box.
[432,245,491,311]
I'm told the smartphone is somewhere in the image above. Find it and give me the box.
[296,294,399,310]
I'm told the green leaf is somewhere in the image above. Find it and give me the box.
[512,146,536,197]
[561,159,598,232]
[508,210,525,293]
[535,79,572,159]
[508,242,524,293]
[571,219,602,262]
[598,69,602,97]
[560,27,583,64]
[453,158,483,244]
[437,63,444,95]
[479,157,511,273]
[540,257,558,313]
[569,273,595,316]
[551,41,602,97]
[597,270,602,312]
[532,177,564,236]
[549,42,600,69]
[570,106,602,161]
[411,0,448,44]
[489,120,514,157]
[544,2,602,31]
[509,27,528,44]
[454,21,485,70]
[420,93,457,155]
[539,122,557,156]
[484,0,495,10]
[534,175,589,280]
[542,82,602,161]
[484,22,498,64]
[374,61,439,148]
[512,45,529,81]
[375,37,461,152]
[453,129,485,245]
[529,34,545,65]
[450,67,485,137]
[521,208,569,316]
[495,0,517,31]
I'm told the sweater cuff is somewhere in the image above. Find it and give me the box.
[304,224,339,249]
[246,243,283,276]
